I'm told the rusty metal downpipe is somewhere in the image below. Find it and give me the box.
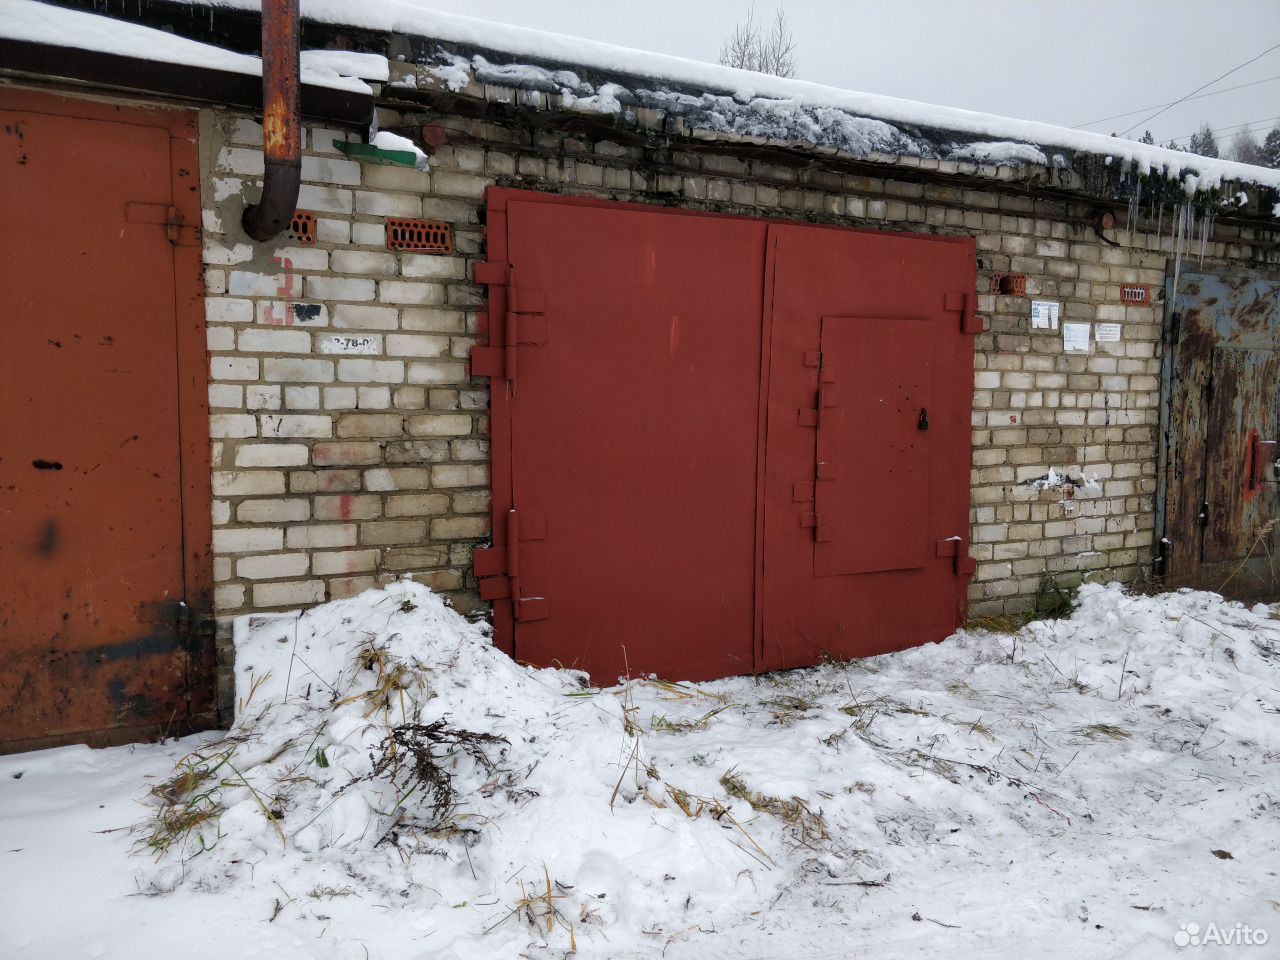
[242,0,301,241]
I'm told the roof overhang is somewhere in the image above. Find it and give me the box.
[0,37,372,124]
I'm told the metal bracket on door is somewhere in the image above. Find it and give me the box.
[799,512,832,542]
[1250,437,1279,487]
[944,291,985,334]
[124,202,199,246]
[473,509,551,621]
[470,263,547,380]
[935,537,977,577]
[798,385,838,427]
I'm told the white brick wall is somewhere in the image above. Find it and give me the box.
[201,114,490,645]
[200,107,1278,650]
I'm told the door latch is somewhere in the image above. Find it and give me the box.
[1250,437,1278,487]
[918,408,929,431]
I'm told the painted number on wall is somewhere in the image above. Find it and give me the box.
[320,335,379,355]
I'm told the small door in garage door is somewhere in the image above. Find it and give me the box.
[813,315,934,576]
[476,190,977,681]
[0,90,212,752]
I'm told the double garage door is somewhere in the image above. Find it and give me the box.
[475,190,978,682]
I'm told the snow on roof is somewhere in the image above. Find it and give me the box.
[0,0,378,94]
[9,0,1279,200]
[169,0,1280,197]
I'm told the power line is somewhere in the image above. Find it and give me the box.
[1118,40,1280,137]
[1163,113,1280,147]
[1072,75,1280,129]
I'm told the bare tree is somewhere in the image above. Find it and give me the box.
[719,4,798,78]
[1228,125,1264,165]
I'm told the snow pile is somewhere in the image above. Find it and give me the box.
[139,584,572,903]
[106,581,1280,958]
[1020,466,1103,493]
[300,49,389,83]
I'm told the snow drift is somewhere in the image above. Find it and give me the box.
[113,581,1280,958]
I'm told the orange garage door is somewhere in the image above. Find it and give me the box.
[0,89,212,753]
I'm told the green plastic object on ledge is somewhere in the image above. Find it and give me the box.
[335,141,419,167]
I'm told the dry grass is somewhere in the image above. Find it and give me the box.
[720,768,829,846]
[1079,723,1131,740]
[968,576,1076,632]
[1217,518,1278,596]
[335,640,415,716]
[964,613,1029,634]
[962,717,996,739]
[484,865,577,950]
[650,704,732,734]
[838,695,931,735]
[346,718,508,835]
[139,747,237,856]
[644,678,727,702]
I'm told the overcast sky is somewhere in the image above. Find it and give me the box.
[405,0,1280,151]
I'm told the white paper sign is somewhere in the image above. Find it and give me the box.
[1096,323,1122,342]
[1031,300,1060,330]
[1063,322,1092,352]
[320,335,379,355]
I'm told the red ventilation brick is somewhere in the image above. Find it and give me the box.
[991,272,1027,296]
[1120,284,1150,305]
[287,210,316,246]
[385,218,454,253]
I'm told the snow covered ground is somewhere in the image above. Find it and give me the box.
[3,582,1278,959]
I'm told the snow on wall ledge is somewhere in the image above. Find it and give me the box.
[0,0,380,94]
[174,0,1280,205]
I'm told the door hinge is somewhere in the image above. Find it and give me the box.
[799,512,832,542]
[798,384,839,427]
[945,291,984,334]
[470,265,547,380]
[936,537,977,577]
[473,509,550,621]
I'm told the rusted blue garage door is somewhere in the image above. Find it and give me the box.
[1160,269,1280,598]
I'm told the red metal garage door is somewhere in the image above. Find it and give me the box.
[0,90,212,752]
[760,223,979,670]
[475,190,976,682]
[475,198,767,682]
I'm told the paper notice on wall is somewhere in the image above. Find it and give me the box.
[1096,323,1122,342]
[1063,322,1092,352]
[1031,300,1060,330]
